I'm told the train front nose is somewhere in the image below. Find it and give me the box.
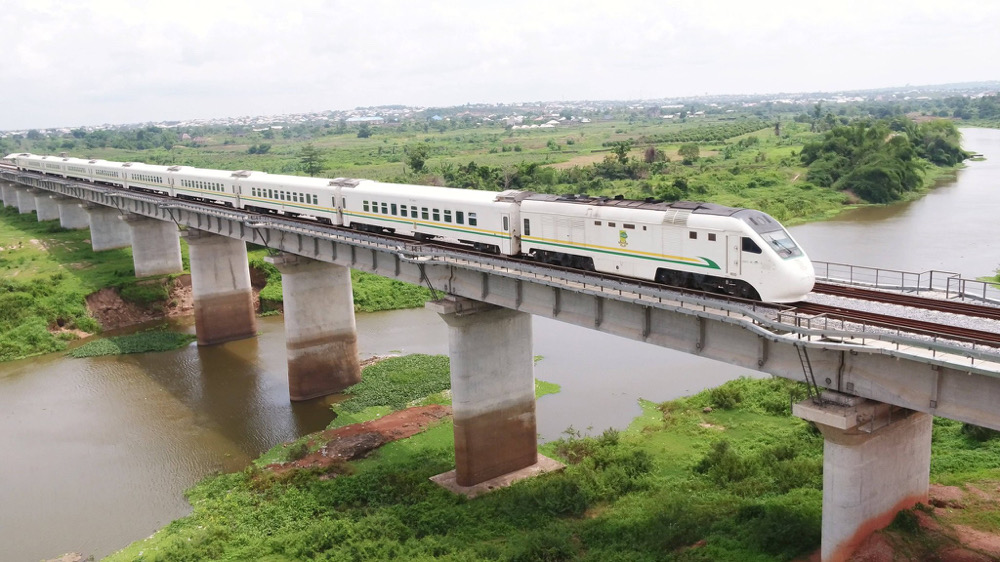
[770,257,815,303]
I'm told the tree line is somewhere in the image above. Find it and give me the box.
[800,118,969,203]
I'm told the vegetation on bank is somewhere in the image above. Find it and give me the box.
[68,330,195,358]
[105,356,1000,562]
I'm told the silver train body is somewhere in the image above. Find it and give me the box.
[4,152,815,303]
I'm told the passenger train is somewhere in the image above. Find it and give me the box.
[2,152,815,303]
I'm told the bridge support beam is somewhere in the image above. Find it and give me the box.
[430,297,537,486]
[182,229,256,346]
[34,193,60,221]
[84,204,131,251]
[54,196,90,230]
[266,253,361,400]
[794,395,931,562]
[123,214,183,278]
[16,187,37,214]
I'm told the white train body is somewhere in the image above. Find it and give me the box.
[340,181,522,255]
[4,152,815,302]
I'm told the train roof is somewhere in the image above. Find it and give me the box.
[522,193,744,216]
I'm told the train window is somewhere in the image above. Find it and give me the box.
[391,203,398,215]
[292,193,298,203]
[608,222,616,228]
[332,197,337,207]
[456,211,464,224]
[444,210,452,223]
[469,212,477,226]
[313,195,318,205]
[522,218,529,235]
[381,203,388,214]
[422,207,429,220]
[624,224,635,229]
[268,189,273,199]
[363,201,369,211]
[594,221,601,226]
[643,226,647,231]
[708,233,716,241]
[689,231,697,239]
[433,209,440,221]
[400,206,407,218]
[742,237,762,254]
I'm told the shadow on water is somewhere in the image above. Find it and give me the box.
[109,317,336,459]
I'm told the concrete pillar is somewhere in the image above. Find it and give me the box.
[794,394,932,562]
[429,298,537,486]
[0,183,15,207]
[266,253,361,400]
[16,188,36,214]
[34,192,60,221]
[182,229,257,346]
[54,196,90,230]
[83,204,131,251]
[122,214,183,278]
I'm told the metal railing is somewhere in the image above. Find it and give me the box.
[813,260,1000,305]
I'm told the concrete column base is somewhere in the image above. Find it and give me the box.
[123,214,183,277]
[429,297,537,486]
[183,229,256,346]
[84,204,131,251]
[794,393,932,562]
[35,193,60,221]
[55,197,90,230]
[266,253,361,401]
[16,188,36,214]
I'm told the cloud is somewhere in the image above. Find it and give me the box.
[3,0,998,129]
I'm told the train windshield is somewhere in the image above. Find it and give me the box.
[760,229,802,259]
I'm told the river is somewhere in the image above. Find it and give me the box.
[1,128,997,561]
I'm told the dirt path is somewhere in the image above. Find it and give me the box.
[266,405,451,475]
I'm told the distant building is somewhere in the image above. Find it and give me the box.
[346,116,384,124]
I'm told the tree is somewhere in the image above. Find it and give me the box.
[406,143,429,173]
[610,140,633,164]
[357,122,372,138]
[678,143,700,163]
[298,144,324,176]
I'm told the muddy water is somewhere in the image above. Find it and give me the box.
[2,128,998,560]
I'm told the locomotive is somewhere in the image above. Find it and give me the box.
[3,152,815,303]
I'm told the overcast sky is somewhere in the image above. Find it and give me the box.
[3,0,998,130]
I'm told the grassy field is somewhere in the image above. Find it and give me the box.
[103,356,1000,561]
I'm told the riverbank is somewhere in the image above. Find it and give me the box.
[102,356,1000,561]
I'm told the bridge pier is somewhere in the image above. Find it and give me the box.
[182,229,257,346]
[34,193,60,221]
[1,182,17,207]
[16,187,37,214]
[794,394,932,562]
[266,253,361,400]
[429,297,538,486]
[54,196,90,230]
[83,203,131,251]
[123,214,183,278]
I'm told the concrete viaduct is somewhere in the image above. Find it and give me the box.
[3,170,1000,561]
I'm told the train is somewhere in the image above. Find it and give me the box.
[2,152,815,303]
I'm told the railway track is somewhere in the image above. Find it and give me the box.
[812,282,1000,321]
[791,301,1000,347]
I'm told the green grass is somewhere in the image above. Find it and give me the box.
[68,330,196,358]
[105,359,1000,562]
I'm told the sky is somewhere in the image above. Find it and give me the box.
[2,0,998,131]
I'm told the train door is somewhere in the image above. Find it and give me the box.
[726,235,741,276]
